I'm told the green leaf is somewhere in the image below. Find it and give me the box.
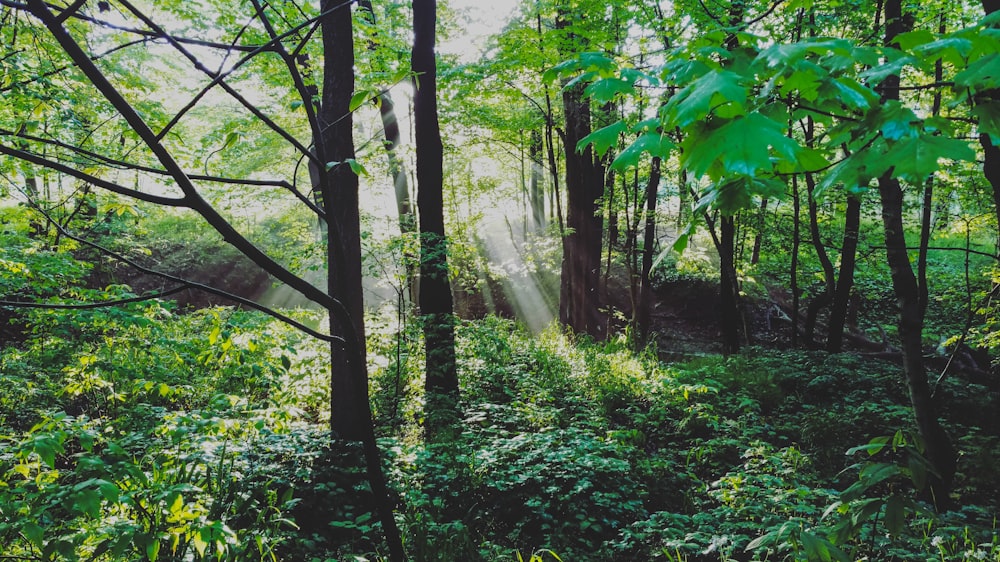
[585,78,634,103]
[830,77,876,110]
[350,89,374,112]
[913,37,973,67]
[894,29,935,52]
[96,479,120,503]
[21,522,44,550]
[683,112,798,179]
[611,132,674,171]
[576,121,627,157]
[973,101,1000,141]
[885,134,975,182]
[817,149,884,198]
[954,54,1000,94]
[876,102,919,141]
[346,158,368,176]
[847,435,890,457]
[884,494,905,536]
[665,70,747,127]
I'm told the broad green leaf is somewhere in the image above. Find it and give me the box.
[895,29,935,52]
[683,112,799,179]
[817,149,885,198]
[22,522,44,550]
[884,494,905,536]
[346,158,368,177]
[576,121,627,157]
[584,78,634,103]
[349,89,374,112]
[908,454,928,490]
[863,55,921,85]
[830,77,877,111]
[876,102,919,141]
[665,70,747,127]
[192,529,209,557]
[885,135,975,182]
[954,54,1000,94]
[96,479,120,503]
[611,132,673,171]
[847,435,890,456]
[913,37,973,67]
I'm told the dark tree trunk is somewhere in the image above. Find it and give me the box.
[412,0,459,431]
[719,215,741,355]
[318,0,367,441]
[803,123,836,347]
[636,156,661,347]
[791,175,801,346]
[560,79,606,338]
[878,0,955,507]
[750,198,767,265]
[827,195,861,352]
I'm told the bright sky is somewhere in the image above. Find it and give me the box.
[438,0,521,61]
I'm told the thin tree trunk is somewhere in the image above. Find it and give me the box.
[791,174,801,346]
[719,215,741,355]
[803,163,835,345]
[878,0,955,507]
[529,128,546,231]
[636,156,661,347]
[750,198,767,265]
[827,195,861,352]
[318,0,366,442]
[412,0,459,433]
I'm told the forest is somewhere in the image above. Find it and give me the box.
[0,0,999,560]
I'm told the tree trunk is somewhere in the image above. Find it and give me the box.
[878,0,955,507]
[412,0,459,432]
[560,78,606,338]
[791,174,801,346]
[750,198,767,265]
[529,128,546,232]
[636,156,661,347]
[826,195,861,352]
[318,0,367,441]
[803,123,836,347]
[719,215,741,355]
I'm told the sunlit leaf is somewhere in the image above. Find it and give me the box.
[665,70,747,127]
[611,132,673,171]
[576,121,627,157]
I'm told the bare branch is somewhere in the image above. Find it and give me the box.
[0,142,188,206]
[23,0,360,350]
[0,285,190,309]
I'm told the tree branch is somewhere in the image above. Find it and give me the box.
[23,0,360,351]
[0,285,190,309]
[0,142,188,207]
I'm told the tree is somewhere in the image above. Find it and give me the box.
[875,0,956,505]
[412,0,459,432]
[0,0,405,556]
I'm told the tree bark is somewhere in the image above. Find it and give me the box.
[529,128,546,232]
[412,0,459,432]
[318,0,367,440]
[636,156,661,347]
[827,195,861,352]
[560,78,606,338]
[878,0,955,507]
[719,215,741,355]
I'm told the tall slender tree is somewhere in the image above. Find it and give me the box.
[876,0,956,506]
[412,0,459,431]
